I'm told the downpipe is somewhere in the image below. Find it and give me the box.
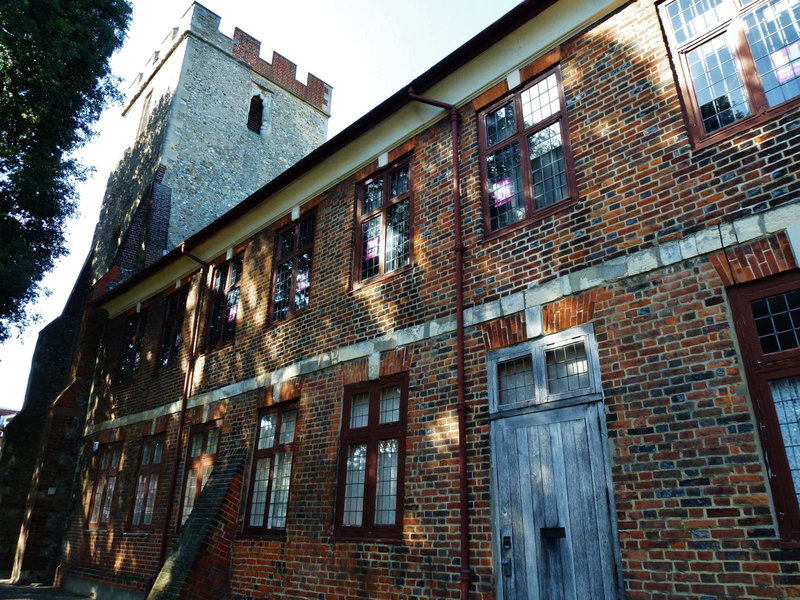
[408,88,471,600]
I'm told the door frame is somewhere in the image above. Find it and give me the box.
[487,323,624,599]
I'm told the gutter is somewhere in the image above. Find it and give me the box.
[407,89,471,600]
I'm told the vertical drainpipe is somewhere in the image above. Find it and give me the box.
[154,244,209,578]
[407,88,471,600]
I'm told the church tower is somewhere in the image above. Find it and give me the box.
[91,2,331,286]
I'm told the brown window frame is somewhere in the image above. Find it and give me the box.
[205,254,243,352]
[729,271,800,546]
[334,373,407,541]
[270,212,316,323]
[119,310,147,383]
[353,158,414,287]
[129,435,164,532]
[178,422,220,527]
[243,401,299,535]
[477,66,577,239]
[159,287,188,368]
[658,0,800,149]
[88,443,122,529]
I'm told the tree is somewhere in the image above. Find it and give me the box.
[0,0,132,342]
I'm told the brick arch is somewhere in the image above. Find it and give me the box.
[709,232,796,286]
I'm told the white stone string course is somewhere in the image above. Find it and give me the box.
[86,196,800,435]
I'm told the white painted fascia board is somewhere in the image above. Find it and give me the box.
[99,0,624,318]
[419,0,627,108]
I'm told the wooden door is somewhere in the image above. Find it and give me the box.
[492,401,621,600]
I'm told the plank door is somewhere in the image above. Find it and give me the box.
[492,401,621,600]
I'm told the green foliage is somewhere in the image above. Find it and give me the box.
[0,0,132,342]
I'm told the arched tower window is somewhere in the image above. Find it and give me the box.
[247,95,263,134]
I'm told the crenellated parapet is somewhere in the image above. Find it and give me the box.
[231,28,332,115]
[127,2,332,115]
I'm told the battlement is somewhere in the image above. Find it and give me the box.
[231,28,332,115]
[128,2,332,115]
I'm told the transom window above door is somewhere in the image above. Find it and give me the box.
[488,323,603,414]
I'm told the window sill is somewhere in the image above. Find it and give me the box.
[267,305,310,330]
[690,95,800,151]
[483,197,577,244]
[331,533,403,544]
[351,263,414,292]
[115,374,141,388]
[236,530,286,541]
[122,531,151,537]
[85,527,109,534]
[154,362,180,375]
[200,339,236,357]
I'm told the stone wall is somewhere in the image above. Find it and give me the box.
[160,23,329,249]
[90,89,178,283]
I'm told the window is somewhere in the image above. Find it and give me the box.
[335,374,407,539]
[159,288,188,367]
[119,311,147,382]
[659,0,800,146]
[488,323,602,414]
[88,444,122,527]
[354,160,413,284]
[245,404,298,533]
[478,67,576,235]
[729,271,800,544]
[130,436,164,530]
[206,255,243,350]
[179,424,219,526]
[272,214,315,322]
[137,90,153,137]
[247,95,263,134]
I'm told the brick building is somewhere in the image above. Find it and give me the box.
[13,0,800,598]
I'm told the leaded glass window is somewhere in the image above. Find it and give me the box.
[336,375,407,538]
[119,311,147,382]
[272,214,315,322]
[159,288,188,367]
[660,0,800,143]
[751,289,800,353]
[89,444,122,527]
[180,424,219,526]
[480,68,575,234]
[131,436,164,530]
[356,160,413,284]
[728,273,800,543]
[207,255,243,350]
[246,405,298,532]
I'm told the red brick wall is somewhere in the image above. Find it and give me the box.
[178,475,243,600]
[61,0,800,598]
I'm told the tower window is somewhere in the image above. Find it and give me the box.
[247,95,263,134]
[137,91,153,137]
